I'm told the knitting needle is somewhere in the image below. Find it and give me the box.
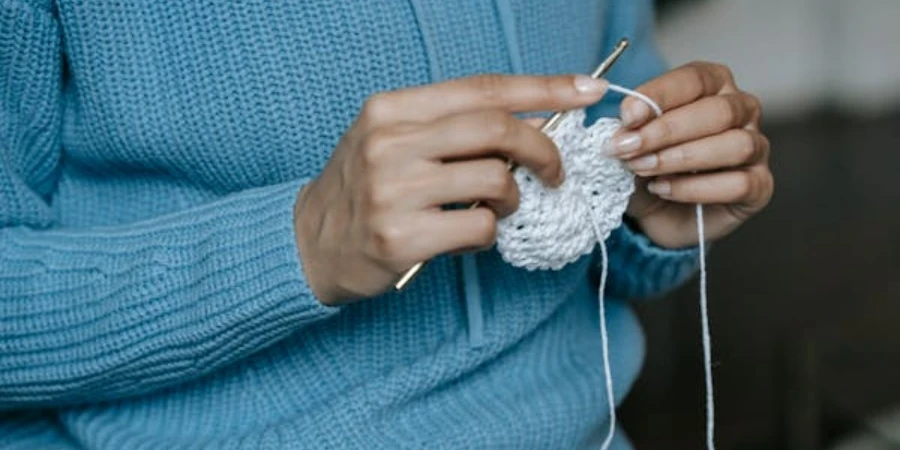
[393,38,631,291]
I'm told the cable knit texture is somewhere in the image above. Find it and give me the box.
[0,0,699,448]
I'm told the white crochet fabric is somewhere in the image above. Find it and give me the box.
[493,90,715,450]
[496,109,633,270]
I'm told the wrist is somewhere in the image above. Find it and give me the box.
[293,182,339,306]
[623,212,699,250]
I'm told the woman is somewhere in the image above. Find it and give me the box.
[0,0,772,448]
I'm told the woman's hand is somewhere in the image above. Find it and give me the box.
[295,74,610,305]
[612,62,774,249]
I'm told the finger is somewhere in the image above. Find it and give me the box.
[626,129,769,176]
[646,166,774,209]
[414,208,499,258]
[409,110,563,186]
[366,208,495,271]
[621,62,736,128]
[611,92,759,158]
[743,92,764,131]
[624,176,659,220]
[411,158,519,217]
[358,74,609,126]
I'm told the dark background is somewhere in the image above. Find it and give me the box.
[621,111,900,450]
[621,1,900,449]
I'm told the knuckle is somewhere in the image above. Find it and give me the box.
[759,133,772,160]
[737,130,758,162]
[661,146,688,169]
[684,61,705,73]
[649,118,676,145]
[538,76,559,104]
[747,92,762,113]
[505,181,521,213]
[750,165,774,201]
[360,93,394,124]
[360,128,395,166]
[472,74,506,102]
[694,62,722,93]
[472,210,498,247]
[747,93,763,121]
[370,220,406,259]
[687,63,709,84]
[540,136,562,166]
[714,63,735,82]
[482,111,515,141]
[501,171,517,197]
[715,95,739,125]
[483,161,514,195]
[736,171,755,199]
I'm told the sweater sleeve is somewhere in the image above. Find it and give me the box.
[601,222,700,300]
[0,0,337,410]
[589,0,701,300]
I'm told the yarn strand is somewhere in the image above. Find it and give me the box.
[592,87,715,450]
[596,240,616,450]
[697,203,715,450]
[591,192,714,450]
[607,84,664,117]
[498,85,715,450]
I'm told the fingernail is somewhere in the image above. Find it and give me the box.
[622,101,650,128]
[628,154,658,171]
[647,180,671,196]
[611,132,642,156]
[574,75,608,95]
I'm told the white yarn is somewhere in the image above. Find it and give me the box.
[496,110,634,270]
[594,230,616,450]
[495,85,715,450]
[606,84,664,117]
[697,203,714,450]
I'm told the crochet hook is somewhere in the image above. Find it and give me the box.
[394,38,630,291]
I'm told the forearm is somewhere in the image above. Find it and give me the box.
[0,179,338,409]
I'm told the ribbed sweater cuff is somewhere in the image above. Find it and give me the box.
[0,179,338,407]
[603,221,701,300]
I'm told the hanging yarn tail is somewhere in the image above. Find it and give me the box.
[593,205,714,450]
[592,85,715,450]
[596,241,617,450]
[697,204,715,450]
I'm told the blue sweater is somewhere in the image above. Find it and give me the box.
[0,0,699,448]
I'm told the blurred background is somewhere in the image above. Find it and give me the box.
[620,0,900,449]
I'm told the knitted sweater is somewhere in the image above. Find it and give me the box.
[0,0,699,448]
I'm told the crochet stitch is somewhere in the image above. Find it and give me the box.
[497,110,633,270]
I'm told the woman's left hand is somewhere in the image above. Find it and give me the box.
[611,61,774,249]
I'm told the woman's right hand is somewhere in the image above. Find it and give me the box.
[294,74,610,305]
